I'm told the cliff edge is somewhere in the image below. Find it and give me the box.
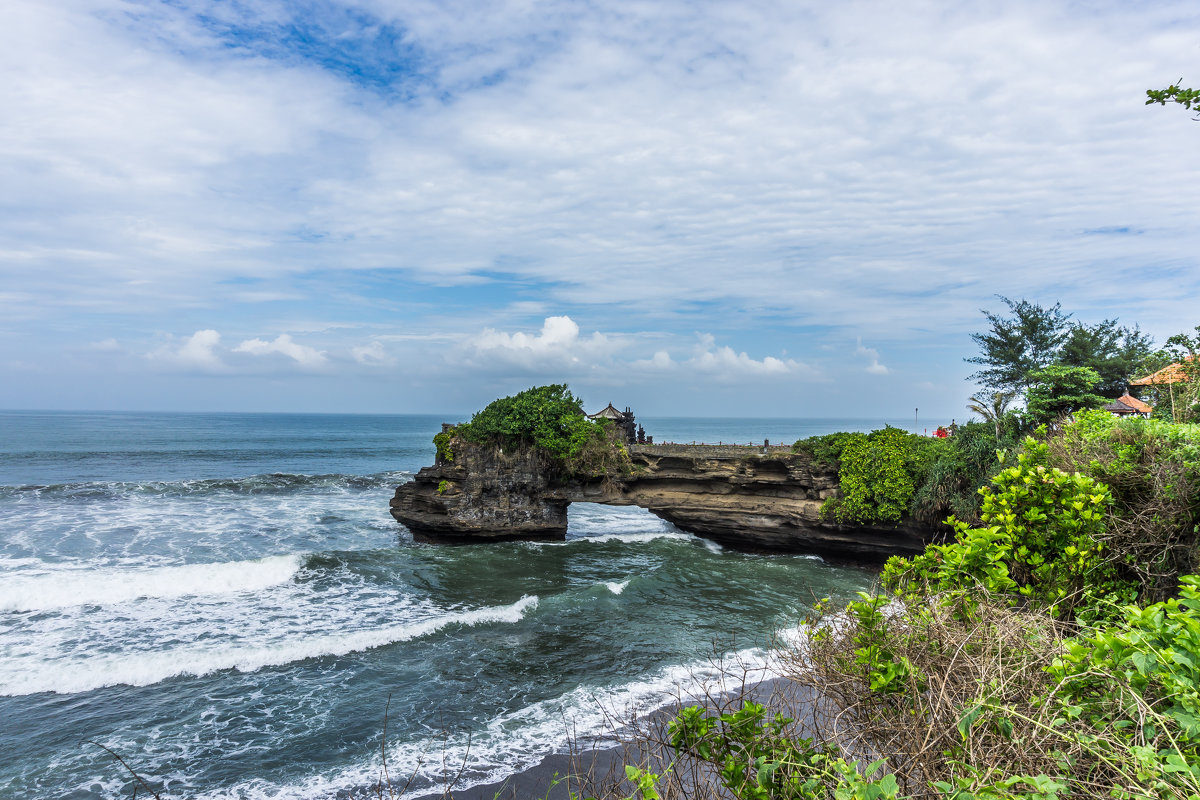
[390,441,945,561]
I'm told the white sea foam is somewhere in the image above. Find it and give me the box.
[535,531,693,548]
[0,595,539,696]
[605,579,631,594]
[0,554,305,612]
[196,635,798,800]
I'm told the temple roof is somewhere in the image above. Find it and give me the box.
[588,403,626,420]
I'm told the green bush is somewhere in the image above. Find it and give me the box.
[791,431,860,467]
[444,384,628,476]
[667,701,900,800]
[883,436,1135,621]
[823,428,917,525]
[910,420,1020,525]
[1047,411,1200,602]
[796,424,1015,527]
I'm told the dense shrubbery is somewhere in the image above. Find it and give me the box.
[438,384,628,477]
[884,436,1135,622]
[649,415,1200,800]
[793,419,1025,527]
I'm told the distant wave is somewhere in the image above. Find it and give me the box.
[0,555,306,612]
[0,595,539,696]
[0,471,412,500]
[532,531,693,548]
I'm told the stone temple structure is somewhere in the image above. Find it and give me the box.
[587,403,637,443]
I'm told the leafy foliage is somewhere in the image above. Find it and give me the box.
[1049,576,1200,754]
[966,296,1073,395]
[666,701,901,800]
[796,422,1019,527]
[966,391,1017,440]
[1047,410,1200,602]
[1024,365,1107,426]
[446,384,628,476]
[1058,320,1155,398]
[791,432,861,467]
[965,296,1155,403]
[433,430,455,463]
[822,429,916,525]
[884,436,1134,621]
[1147,82,1200,115]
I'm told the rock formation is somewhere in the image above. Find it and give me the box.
[391,440,946,561]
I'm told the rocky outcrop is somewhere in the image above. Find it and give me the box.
[389,440,571,542]
[391,442,947,560]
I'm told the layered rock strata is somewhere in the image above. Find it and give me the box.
[390,442,945,560]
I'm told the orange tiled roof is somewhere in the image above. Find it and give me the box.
[1116,392,1153,413]
[1130,356,1195,386]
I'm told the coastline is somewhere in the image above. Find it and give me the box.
[410,675,819,800]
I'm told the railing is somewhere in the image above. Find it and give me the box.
[629,442,796,458]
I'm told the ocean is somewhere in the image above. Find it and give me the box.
[0,411,902,799]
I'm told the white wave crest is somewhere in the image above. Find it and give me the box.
[0,555,305,613]
[191,633,793,800]
[0,595,539,696]
[605,580,631,595]
[535,531,694,548]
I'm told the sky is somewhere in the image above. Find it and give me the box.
[2,0,1199,419]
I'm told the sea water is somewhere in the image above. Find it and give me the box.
[0,412,896,799]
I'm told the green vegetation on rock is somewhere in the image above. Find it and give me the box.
[794,420,1023,527]
[438,384,628,477]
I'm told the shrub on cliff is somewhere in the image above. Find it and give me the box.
[445,384,628,476]
[1045,410,1200,602]
[818,428,919,525]
[883,435,1135,622]
[794,422,1020,527]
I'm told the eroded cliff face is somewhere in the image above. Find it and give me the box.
[389,440,571,542]
[390,442,945,560]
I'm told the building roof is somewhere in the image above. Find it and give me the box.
[588,403,626,420]
[1115,392,1154,414]
[1130,356,1195,386]
[1104,399,1137,415]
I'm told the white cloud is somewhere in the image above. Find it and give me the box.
[351,339,392,366]
[234,334,326,367]
[85,337,120,352]
[855,338,889,375]
[631,333,817,381]
[147,329,225,371]
[686,333,811,379]
[4,1,1199,415]
[461,315,621,370]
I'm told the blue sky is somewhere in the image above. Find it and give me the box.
[2,0,1199,419]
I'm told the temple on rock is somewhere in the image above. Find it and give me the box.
[587,403,638,443]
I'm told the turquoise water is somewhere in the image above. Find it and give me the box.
[0,412,880,799]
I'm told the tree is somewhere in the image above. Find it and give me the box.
[967,297,1155,403]
[1025,365,1106,426]
[966,296,1072,395]
[1057,320,1156,397]
[966,390,1017,440]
